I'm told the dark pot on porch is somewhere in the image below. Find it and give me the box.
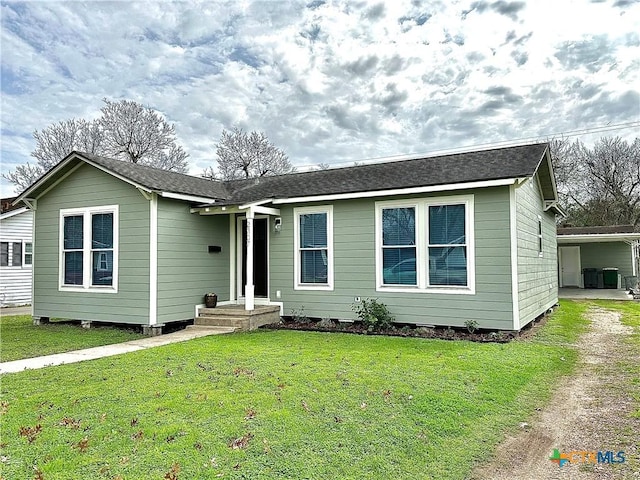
[204,293,218,308]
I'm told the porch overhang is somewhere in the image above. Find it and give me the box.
[557,233,640,244]
[190,200,280,312]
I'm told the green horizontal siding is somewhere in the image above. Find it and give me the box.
[270,187,515,330]
[563,242,634,280]
[515,177,558,327]
[33,163,150,325]
[156,199,230,323]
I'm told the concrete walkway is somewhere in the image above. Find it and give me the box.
[0,326,234,375]
[558,287,633,300]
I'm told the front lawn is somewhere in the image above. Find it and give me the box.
[0,315,145,362]
[0,303,585,479]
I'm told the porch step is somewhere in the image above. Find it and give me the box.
[195,305,280,331]
[185,325,237,334]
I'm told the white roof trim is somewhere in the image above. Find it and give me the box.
[0,207,28,220]
[15,153,152,203]
[272,178,517,204]
[557,233,640,243]
[159,192,218,203]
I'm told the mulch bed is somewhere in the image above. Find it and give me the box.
[263,311,553,343]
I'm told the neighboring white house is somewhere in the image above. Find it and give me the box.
[0,197,33,306]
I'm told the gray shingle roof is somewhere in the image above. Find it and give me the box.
[222,142,550,204]
[19,143,552,205]
[78,152,229,200]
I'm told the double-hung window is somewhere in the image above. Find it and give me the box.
[294,206,333,290]
[381,206,417,285]
[60,206,118,292]
[376,195,474,294]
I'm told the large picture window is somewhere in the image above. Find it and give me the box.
[59,206,118,292]
[294,206,333,290]
[376,196,474,294]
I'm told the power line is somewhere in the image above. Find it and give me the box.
[297,120,639,170]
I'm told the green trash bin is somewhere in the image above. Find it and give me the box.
[602,268,618,289]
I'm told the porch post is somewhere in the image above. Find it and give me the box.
[245,209,255,310]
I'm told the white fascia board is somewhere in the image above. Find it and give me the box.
[272,178,517,205]
[15,153,152,203]
[0,207,28,220]
[15,155,77,201]
[239,199,273,209]
[557,233,640,243]
[159,191,218,204]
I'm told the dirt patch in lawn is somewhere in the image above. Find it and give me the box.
[472,307,640,480]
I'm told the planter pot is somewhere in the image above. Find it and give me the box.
[204,293,218,308]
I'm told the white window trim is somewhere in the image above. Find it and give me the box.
[537,215,544,257]
[293,205,334,291]
[58,205,119,293]
[375,195,475,295]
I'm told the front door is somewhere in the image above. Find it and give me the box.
[559,246,581,287]
[240,218,268,297]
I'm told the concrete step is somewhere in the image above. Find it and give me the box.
[185,325,237,334]
[195,316,247,329]
[198,305,281,317]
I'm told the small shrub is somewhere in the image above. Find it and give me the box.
[351,298,395,331]
[464,319,479,334]
[317,318,335,329]
[290,306,309,324]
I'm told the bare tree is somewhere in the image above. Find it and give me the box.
[553,136,640,228]
[3,99,189,190]
[211,127,293,181]
[99,99,188,170]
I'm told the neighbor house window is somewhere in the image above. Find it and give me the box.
[12,242,22,267]
[376,196,475,294]
[294,206,333,290]
[0,241,29,267]
[24,242,32,266]
[0,242,8,266]
[59,206,118,292]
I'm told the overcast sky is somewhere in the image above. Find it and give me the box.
[1,0,639,195]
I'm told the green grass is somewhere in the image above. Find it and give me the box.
[530,299,590,345]
[0,315,145,362]
[578,300,640,475]
[0,303,585,479]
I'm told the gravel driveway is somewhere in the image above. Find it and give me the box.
[472,307,639,480]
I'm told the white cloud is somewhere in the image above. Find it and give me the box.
[1,0,639,195]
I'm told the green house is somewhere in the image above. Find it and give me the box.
[15,142,562,333]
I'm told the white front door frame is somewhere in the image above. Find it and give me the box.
[236,214,270,309]
[559,246,582,287]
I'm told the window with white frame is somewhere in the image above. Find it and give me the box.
[24,242,33,266]
[376,196,475,293]
[60,206,118,291]
[294,206,333,290]
[537,215,543,256]
[381,206,417,285]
